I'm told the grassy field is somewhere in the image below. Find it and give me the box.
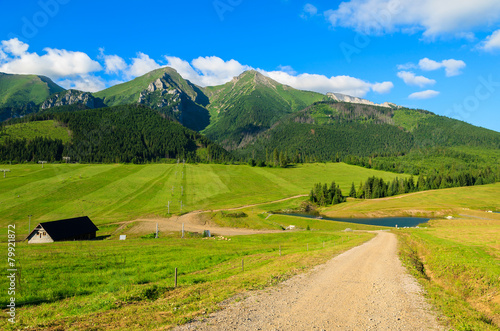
[398,217,500,330]
[0,162,409,237]
[321,183,500,218]
[0,230,375,330]
[1,162,499,330]
[0,120,71,144]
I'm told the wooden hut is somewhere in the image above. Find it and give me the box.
[26,216,98,244]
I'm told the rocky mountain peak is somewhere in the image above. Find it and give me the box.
[41,90,103,110]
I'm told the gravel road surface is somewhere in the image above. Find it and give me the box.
[176,231,443,330]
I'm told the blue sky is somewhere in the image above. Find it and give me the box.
[1,0,500,132]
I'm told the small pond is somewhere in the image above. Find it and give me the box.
[283,213,430,228]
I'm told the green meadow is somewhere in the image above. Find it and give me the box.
[0,162,409,237]
[0,230,375,330]
[1,162,499,330]
[398,216,500,330]
[0,120,71,144]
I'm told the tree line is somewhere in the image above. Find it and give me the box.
[0,104,231,164]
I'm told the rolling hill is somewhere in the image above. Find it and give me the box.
[0,72,65,121]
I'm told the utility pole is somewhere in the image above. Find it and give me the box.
[0,169,10,178]
[38,161,47,168]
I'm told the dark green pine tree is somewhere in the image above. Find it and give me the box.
[349,182,356,198]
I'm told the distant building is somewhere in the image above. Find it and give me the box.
[26,216,98,244]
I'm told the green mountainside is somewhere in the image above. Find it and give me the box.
[235,101,499,173]
[201,70,325,149]
[0,73,65,121]
[0,104,230,163]
[1,68,499,175]
[94,67,210,131]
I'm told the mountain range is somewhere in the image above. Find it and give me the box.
[0,67,499,172]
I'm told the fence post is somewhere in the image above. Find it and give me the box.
[174,267,178,288]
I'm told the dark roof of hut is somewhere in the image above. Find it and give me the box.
[36,216,98,241]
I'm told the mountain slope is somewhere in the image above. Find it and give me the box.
[237,101,500,164]
[0,72,65,120]
[0,104,230,163]
[94,67,210,131]
[201,70,325,149]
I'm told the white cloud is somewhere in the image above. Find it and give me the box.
[301,3,318,18]
[408,90,440,99]
[165,56,251,86]
[1,38,29,56]
[57,74,107,92]
[324,0,500,38]
[372,81,394,94]
[0,38,394,97]
[397,71,436,87]
[166,55,392,97]
[418,58,466,76]
[98,50,162,79]
[276,65,297,75]
[479,29,500,51]
[127,52,161,78]
[397,62,417,70]
[0,38,102,79]
[103,54,127,75]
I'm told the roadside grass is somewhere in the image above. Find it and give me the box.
[0,230,375,330]
[0,162,409,238]
[397,218,500,330]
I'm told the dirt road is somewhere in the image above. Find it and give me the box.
[177,231,443,330]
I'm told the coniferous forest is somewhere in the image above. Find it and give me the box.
[0,104,231,163]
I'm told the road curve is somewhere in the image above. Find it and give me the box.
[177,231,443,330]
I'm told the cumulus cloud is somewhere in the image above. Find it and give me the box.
[324,0,500,38]
[276,65,297,75]
[479,29,500,51]
[418,58,466,76]
[0,38,394,97]
[165,56,251,86]
[127,52,161,78]
[397,71,436,87]
[0,38,102,79]
[408,90,440,99]
[99,50,127,75]
[301,3,318,18]
[165,55,393,97]
[1,39,29,56]
[98,50,162,79]
[57,74,107,92]
[372,81,394,94]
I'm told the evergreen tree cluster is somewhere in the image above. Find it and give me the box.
[309,182,346,206]
[354,168,497,200]
[0,104,231,164]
